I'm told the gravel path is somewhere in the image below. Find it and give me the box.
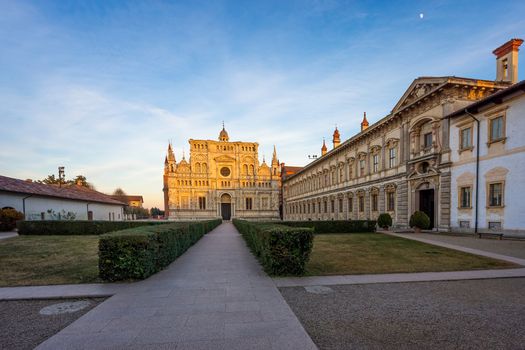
[0,298,106,350]
[280,278,525,350]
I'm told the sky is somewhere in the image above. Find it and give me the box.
[1,0,524,209]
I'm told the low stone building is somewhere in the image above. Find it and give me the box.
[0,175,126,221]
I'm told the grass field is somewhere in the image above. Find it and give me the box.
[0,236,100,286]
[306,233,516,276]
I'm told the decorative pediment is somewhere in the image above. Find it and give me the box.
[392,77,448,113]
[386,138,400,148]
[214,155,236,162]
[370,145,381,154]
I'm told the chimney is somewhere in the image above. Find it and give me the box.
[493,38,523,84]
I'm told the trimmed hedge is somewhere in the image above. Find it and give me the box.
[17,220,168,235]
[99,219,221,281]
[233,219,314,276]
[276,220,376,233]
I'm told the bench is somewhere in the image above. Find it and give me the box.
[478,232,504,240]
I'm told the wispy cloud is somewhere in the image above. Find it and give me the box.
[1,0,524,207]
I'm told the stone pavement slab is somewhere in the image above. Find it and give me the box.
[0,283,130,300]
[36,222,317,350]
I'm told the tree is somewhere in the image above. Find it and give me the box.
[150,207,165,217]
[113,188,127,196]
[38,174,95,189]
[38,174,60,185]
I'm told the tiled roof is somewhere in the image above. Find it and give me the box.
[0,175,126,206]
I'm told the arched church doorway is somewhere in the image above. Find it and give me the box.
[220,193,232,220]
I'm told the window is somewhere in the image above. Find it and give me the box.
[339,198,343,213]
[387,192,395,211]
[330,200,334,213]
[359,159,366,176]
[372,155,379,173]
[198,197,206,210]
[459,187,471,208]
[488,183,503,207]
[312,203,315,213]
[371,194,378,212]
[246,197,253,210]
[339,168,344,182]
[489,116,504,142]
[348,197,353,212]
[424,132,433,149]
[359,196,364,212]
[389,148,396,168]
[460,127,472,150]
[502,58,508,79]
[324,201,327,213]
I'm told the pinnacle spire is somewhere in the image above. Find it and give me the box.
[361,112,369,131]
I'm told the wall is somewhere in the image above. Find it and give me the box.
[0,192,124,221]
[450,94,525,234]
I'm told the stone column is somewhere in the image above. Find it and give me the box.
[397,181,409,228]
[379,185,385,213]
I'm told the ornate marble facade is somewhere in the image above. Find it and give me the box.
[163,127,281,220]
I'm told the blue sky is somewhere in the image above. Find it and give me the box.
[1,0,524,208]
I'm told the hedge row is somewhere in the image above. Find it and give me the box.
[16,220,168,235]
[99,219,221,281]
[277,220,377,233]
[233,219,314,276]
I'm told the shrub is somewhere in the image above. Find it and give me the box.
[99,219,221,281]
[409,211,430,230]
[276,220,376,233]
[17,220,168,235]
[0,208,24,231]
[233,219,314,275]
[377,213,393,229]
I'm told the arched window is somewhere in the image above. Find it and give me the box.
[202,163,207,173]
[195,163,201,173]
[243,164,248,174]
[249,164,255,175]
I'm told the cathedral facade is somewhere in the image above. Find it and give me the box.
[163,127,281,220]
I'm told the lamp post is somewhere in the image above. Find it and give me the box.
[58,166,65,188]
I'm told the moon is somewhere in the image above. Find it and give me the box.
[419,13,424,19]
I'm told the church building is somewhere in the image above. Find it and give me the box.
[163,126,281,220]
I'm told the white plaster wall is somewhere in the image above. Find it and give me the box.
[450,96,525,232]
[0,192,124,221]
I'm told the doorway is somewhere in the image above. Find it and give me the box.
[419,189,434,229]
[220,193,232,220]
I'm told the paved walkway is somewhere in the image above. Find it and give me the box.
[36,222,316,350]
[0,231,17,240]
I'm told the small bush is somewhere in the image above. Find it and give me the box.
[17,220,167,235]
[0,208,24,231]
[409,211,430,230]
[377,213,393,229]
[277,220,376,233]
[233,219,314,275]
[99,219,221,281]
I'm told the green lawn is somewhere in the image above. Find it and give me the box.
[0,236,100,287]
[306,233,516,276]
